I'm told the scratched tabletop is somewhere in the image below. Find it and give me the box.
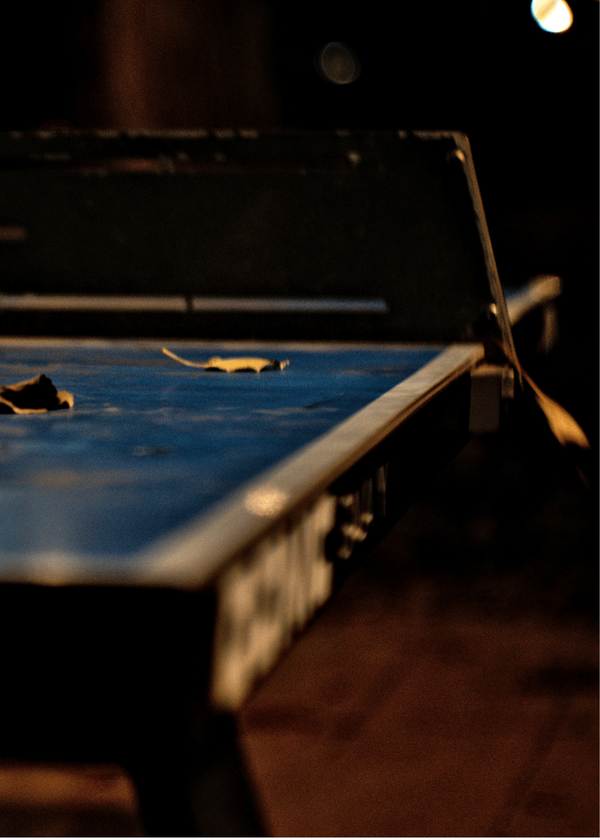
[0,341,441,577]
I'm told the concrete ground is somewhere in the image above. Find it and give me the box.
[0,401,597,836]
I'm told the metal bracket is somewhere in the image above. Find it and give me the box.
[469,363,515,433]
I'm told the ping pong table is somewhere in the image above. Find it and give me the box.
[0,131,562,835]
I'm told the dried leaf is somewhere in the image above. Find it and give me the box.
[495,341,589,449]
[528,380,590,449]
[162,347,289,372]
[0,374,74,415]
[204,357,290,372]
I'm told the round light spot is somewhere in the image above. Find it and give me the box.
[316,42,361,85]
[531,0,573,32]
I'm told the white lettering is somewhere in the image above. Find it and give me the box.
[211,494,336,710]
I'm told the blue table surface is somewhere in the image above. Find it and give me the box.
[0,343,441,569]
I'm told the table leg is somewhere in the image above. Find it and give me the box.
[127,714,266,837]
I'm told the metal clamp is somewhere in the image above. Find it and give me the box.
[469,363,515,433]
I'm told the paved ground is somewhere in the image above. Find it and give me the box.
[0,397,597,836]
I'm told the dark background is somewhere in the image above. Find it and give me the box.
[0,0,597,428]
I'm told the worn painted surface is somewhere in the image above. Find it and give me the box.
[0,341,440,570]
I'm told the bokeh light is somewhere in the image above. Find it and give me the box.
[531,0,573,32]
[316,42,361,84]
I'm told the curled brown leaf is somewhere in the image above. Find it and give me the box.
[0,375,74,415]
[495,341,589,449]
